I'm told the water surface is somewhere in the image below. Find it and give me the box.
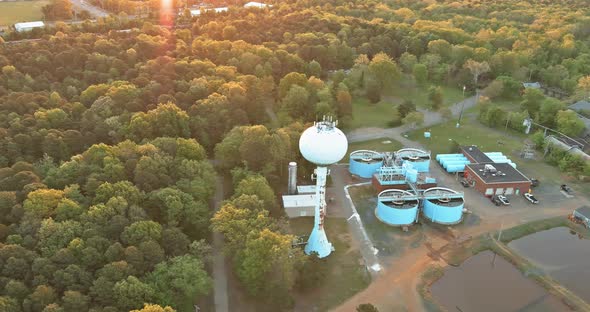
[431,250,568,312]
[508,226,590,303]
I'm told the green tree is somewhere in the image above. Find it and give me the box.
[29,285,57,312]
[520,88,545,116]
[234,175,277,210]
[412,64,428,85]
[131,304,176,312]
[121,221,162,246]
[577,75,590,98]
[537,98,566,128]
[336,83,352,117]
[398,100,416,118]
[113,276,156,311]
[368,52,400,95]
[147,188,209,233]
[357,303,379,312]
[556,110,585,137]
[428,86,443,110]
[147,255,211,311]
[280,85,311,120]
[62,291,89,312]
[463,59,490,87]
[0,296,19,312]
[307,60,322,78]
[531,131,545,149]
[278,72,307,99]
[237,229,303,308]
[42,0,73,20]
[211,195,272,255]
[402,111,424,128]
[399,52,417,73]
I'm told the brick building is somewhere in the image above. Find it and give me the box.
[460,146,531,197]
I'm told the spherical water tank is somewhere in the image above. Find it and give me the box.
[299,122,348,166]
[422,187,464,225]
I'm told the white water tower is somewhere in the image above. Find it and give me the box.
[299,117,348,258]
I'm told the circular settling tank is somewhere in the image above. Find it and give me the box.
[396,148,431,172]
[375,189,419,226]
[422,187,464,225]
[349,150,383,178]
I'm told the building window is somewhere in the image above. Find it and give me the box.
[495,188,504,195]
[505,188,514,195]
[485,188,494,195]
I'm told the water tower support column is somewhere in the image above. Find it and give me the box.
[305,166,333,258]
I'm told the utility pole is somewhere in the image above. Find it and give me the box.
[456,85,467,128]
[505,115,510,131]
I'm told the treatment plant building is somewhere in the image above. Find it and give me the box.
[461,146,531,196]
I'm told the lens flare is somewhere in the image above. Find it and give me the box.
[160,0,174,27]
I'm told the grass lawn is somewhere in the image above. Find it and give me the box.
[0,1,49,27]
[387,82,467,109]
[289,218,371,311]
[406,118,526,157]
[347,80,470,130]
[349,97,398,129]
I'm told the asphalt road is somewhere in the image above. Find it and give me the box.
[210,163,229,312]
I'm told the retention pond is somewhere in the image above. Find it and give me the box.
[431,250,568,312]
[508,226,590,303]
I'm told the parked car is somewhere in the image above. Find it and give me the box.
[530,179,539,187]
[524,192,539,204]
[460,179,470,187]
[561,184,574,194]
[491,195,502,206]
[497,195,510,205]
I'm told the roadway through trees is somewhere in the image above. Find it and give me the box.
[211,170,229,312]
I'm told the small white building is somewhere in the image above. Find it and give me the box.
[189,7,228,16]
[14,21,45,32]
[244,1,272,8]
[282,194,316,218]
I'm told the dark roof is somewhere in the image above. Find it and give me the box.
[575,206,590,218]
[460,145,492,163]
[466,162,530,184]
[569,100,590,112]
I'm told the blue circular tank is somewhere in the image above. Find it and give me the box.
[396,148,431,172]
[422,187,464,225]
[375,189,419,226]
[349,150,383,178]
